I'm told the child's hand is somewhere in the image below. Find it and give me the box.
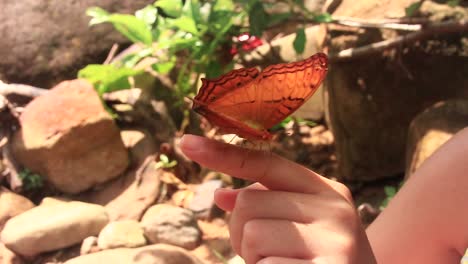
[180,135,376,264]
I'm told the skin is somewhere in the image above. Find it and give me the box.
[180,134,376,264]
[180,127,468,263]
[366,127,468,263]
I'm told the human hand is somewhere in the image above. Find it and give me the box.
[180,135,376,264]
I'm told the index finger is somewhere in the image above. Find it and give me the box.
[180,134,332,193]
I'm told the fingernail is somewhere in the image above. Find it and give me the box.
[180,134,203,152]
[215,188,229,194]
[215,188,236,195]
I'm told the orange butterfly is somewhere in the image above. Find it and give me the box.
[193,53,328,141]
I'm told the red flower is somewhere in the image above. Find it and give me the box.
[231,33,263,55]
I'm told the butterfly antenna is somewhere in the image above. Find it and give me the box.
[265,141,273,179]
[228,134,238,144]
[240,140,253,168]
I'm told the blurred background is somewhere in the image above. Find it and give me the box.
[0,0,467,263]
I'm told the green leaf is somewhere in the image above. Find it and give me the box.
[206,61,223,78]
[108,14,153,45]
[249,1,268,37]
[182,0,202,24]
[171,16,199,35]
[166,160,177,168]
[312,12,333,23]
[165,36,198,50]
[447,0,460,7]
[135,5,158,26]
[78,64,142,94]
[121,47,154,68]
[293,28,306,54]
[152,60,175,74]
[87,8,152,45]
[86,7,110,25]
[384,186,397,197]
[209,10,233,32]
[154,0,182,17]
[160,154,169,163]
[213,0,234,11]
[19,169,44,191]
[269,116,293,131]
[405,1,422,17]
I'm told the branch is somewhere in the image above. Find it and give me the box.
[0,81,48,98]
[329,20,468,62]
[330,17,424,31]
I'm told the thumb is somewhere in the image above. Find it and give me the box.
[214,183,267,211]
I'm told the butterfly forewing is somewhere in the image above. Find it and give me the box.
[193,67,259,109]
[256,53,328,128]
[193,53,328,140]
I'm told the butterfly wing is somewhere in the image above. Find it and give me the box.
[193,67,259,110]
[206,53,328,131]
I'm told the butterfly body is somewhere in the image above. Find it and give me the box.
[193,52,328,141]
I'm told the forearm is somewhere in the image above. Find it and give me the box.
[367,127,468,263]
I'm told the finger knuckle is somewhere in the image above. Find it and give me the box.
[256,257,282,264]
[335,182,354,202]
[332,200,356,222]
[242,219,263,250]
[235,189,256,211]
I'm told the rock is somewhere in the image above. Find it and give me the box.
[172,189,195,209]
[357,203,380,228]
[193,219,232,263]
[141,204,202,250]
[1,200,109,256]
[80,236,99,255]
[97,220,146,249]
[326,0,468,181]
[405,100,468,178]
[0,243,23,264]
[87,160,162,221]
[11,79,129,194]
[229,255,246,264]
[188,180,224,220]
[0,187,35,231]
[0,0,152,88]
[39,197,71,207]
[64,244,203,264]
[121,129,157,166]
[80,129,161,221]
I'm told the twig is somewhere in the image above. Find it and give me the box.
[103,43,119,65]
[0,81,48,98]
[289,16,429,31]
[330,17,423,31]
[330,20,468,62]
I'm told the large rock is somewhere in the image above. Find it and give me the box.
[80,129,161,221]
[64,244,203,264]
[325,0,468,180]
[188,180,224,220]
[97,220,146,250]
[0,187,35,232]
[0,0,152,88]
[405,100,468,178]
[141,204,202,250]
[1,200,109,256]
[11,79,129,193]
